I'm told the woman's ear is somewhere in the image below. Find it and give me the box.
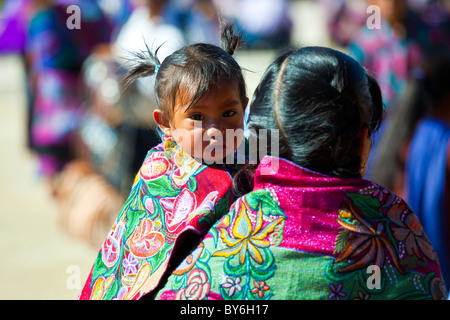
[153,108,172,137]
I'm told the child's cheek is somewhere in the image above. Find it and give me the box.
[172,128,204,159]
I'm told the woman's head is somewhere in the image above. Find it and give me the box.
[247,46,384,178]
[123,24,248,163]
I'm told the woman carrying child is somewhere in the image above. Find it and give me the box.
[155,46,448,300]
[79,24,249,300]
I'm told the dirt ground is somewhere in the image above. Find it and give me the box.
[0,55,98,299]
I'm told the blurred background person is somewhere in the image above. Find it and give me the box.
[349,0,450,110]
[372,56,450,289]
[345,0,450,179]
[0,0,33,55]
[320,0,367,48]
[24,0,112,193]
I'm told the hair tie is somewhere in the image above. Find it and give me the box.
[154,65,160,75]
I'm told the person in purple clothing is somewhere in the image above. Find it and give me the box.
[349,0,450,180]
[25,0,112,192]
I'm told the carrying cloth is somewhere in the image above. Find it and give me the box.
[157,156,448,300]
[79,134,247,300]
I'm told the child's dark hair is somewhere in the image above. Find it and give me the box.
[246,46,384,179]
[122,23,247,117]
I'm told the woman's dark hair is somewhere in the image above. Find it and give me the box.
[372,55,450,188]
[122,23,247,117]
[246,46,384,179]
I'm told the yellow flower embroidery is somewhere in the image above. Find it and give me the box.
[213,200,284,264]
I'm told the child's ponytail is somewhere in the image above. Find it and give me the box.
[120,22,247,117]
[122,43,162,91]
[220,23,244,56]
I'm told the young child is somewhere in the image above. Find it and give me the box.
[79,24,249,300]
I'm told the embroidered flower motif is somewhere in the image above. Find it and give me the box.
[388,203,436,261]
[123,254,138,275]
[166,140,203,187]
[101,221,125,268]
[175,268,210,300]
[144,198,154,214]
[139,152,170,181]
[328,284,346,300]
[127,218,165,258]
[213,199,284,264]
[251,281,270,298]
[335,201,404,274]
[362,185,392,203]
[353,290,370,300]
[160,188,197,233]
[222,277,242,297]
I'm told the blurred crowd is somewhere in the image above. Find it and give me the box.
[0,0,296,247]
[1,0,450,287]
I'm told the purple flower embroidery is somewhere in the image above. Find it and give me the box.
[123,254,138,274]
[328,284,346,300]
[222,277,242,297]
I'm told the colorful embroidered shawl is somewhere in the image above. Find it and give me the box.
[156,156,448,300]
[79,136,245,300]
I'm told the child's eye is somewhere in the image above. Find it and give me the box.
[222,110,237,117]
[189,114,204,121]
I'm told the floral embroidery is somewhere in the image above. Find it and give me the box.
[251,281,270,298]
[80,135,240,300]
[387,203,436,261]
[213,199,284,264]
[175,268,210,300]
[155,163,447,300]
[139,152,171,181]
[127,218,165,258]
[101,221,125,269]
[222,277,242,297]
[328,283,346,300]
[123,254,138,275]
[160,188,197,234]
[353,290,370,300]
[335,197,404,274]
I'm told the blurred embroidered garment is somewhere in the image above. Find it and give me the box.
[405,118,450,289]
[26,1,111,176]
[79,135,247,300]
[156,156,448,300]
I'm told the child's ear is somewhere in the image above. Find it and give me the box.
[153,108,172,137]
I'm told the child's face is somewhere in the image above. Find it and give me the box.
[166,80,246,163]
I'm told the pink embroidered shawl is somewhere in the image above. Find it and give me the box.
[156,156,448,300]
